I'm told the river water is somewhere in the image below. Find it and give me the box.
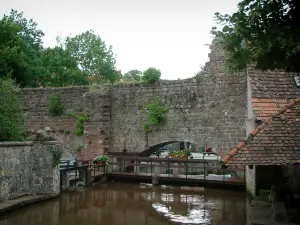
[0,182,247,225]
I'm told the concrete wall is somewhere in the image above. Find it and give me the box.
[0,141,60,201]
[245,72,257,196]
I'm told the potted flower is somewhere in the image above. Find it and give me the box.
[169,151,175,158]
[93,155,109,166]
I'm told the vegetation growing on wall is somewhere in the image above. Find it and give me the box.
[143,99,168,132]
[48,147,63,168]
[0,78,24,141]
[142,67,161,83]
[72,113,89,136]
[48,93,64,116]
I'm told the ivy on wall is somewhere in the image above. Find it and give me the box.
[48,93,64,116]
[143,99,168,132]
[71,113,89,136]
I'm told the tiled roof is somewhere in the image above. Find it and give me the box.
[221,98,300,166]
[249,70,300,99]
[252,98,291,120]
[249,70,300,121]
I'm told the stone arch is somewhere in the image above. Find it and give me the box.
[140,136,217,157]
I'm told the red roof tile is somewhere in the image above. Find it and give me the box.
[221,98,300,166]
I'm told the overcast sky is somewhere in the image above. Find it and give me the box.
[0,0,239,80]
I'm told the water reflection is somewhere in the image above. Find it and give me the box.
[0,183,246,225]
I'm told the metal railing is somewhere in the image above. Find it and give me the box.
[105,155,245,184]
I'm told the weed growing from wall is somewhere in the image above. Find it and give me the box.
[76,145,83,153]
[195,72,203,86]
[48,93,64,116]
[72,113,89,136]
[48,147,63,168]
[143,99,168,132]
[0,78,24,141]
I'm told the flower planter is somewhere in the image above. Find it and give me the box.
[97,161,103,166]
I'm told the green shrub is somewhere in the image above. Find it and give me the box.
[48,93,64,116]
[143,99,168,132]
[142,67,161,83]
[72,113,89,136]
[0,78,24,141]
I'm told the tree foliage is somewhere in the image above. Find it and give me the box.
[142,67,161,83]
[0,78,24,141]
[0,10,118,87]
[123,69,142,82]
[39,47,88,87]
[62,30,118,83]
[212,0,300,72]
[0,9,44,87]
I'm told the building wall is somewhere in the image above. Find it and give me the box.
[245,72,256,196]
[0,141,60,201]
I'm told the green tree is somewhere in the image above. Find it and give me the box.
[142,67,161,83]
[39,47,88,87]
[123,69,142,82]
[0,9,44,87]
[0,78,24,141]
[63,30,118,83]
[212,0,300,72]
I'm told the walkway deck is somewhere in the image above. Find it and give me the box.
[106,172,245,190]
[105,155,245,190]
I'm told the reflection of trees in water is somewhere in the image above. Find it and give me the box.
[59,186,246,225]
[0,184,246,225]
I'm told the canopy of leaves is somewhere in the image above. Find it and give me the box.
[0,78,24,141]
[0,10,117,87]
[39,47,88,87]
[142,67,161,83]
[212,0,300,72]
[0,9,44,87]
[63,30,119,83]
[123,69,142,82]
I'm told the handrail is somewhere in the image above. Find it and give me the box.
[105,155,245,184]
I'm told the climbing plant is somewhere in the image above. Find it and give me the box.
[48,147,63,168]
[143,99,168,132]
[48,93,64,116]
[72,113,89,136]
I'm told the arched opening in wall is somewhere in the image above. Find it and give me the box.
[139,141,221,160]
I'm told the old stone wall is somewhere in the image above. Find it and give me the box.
[110,40,247,153]
[0,141,60,201]
[21,87,111,161]
[19,40,247,159]
[21,87,88,156]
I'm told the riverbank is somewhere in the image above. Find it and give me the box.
[0,194,59,215]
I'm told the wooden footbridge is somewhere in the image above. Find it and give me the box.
[103,155,245,190]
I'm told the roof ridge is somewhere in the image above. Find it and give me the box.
[221,97,300,165]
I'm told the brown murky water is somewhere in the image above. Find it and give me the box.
[0,182,246,225]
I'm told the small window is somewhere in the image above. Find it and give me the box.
[294,76,300,87]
